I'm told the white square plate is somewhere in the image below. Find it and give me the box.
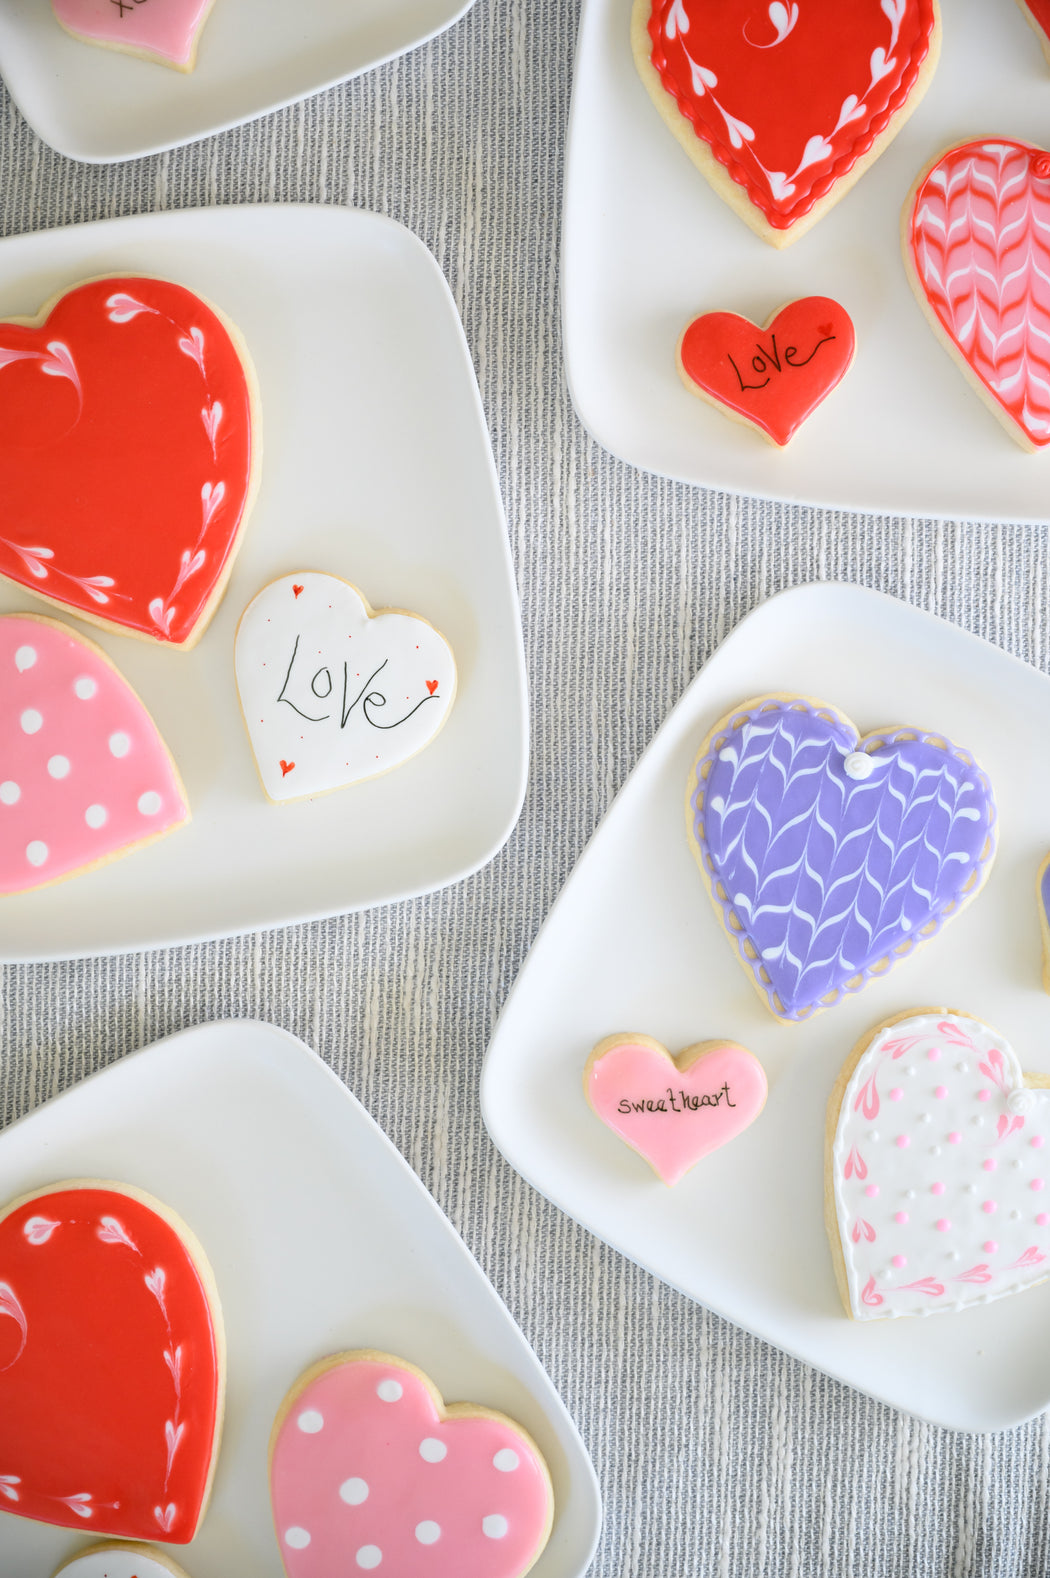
[563,0,1050,520]
[0,0,475,163]
[0,1020,601,1574]
[483,584,1050,1432]
[0,207,527,962]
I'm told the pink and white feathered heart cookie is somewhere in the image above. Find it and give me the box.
[827,1010,1050,1321]
[270,1351,554,1578]
[51,0,218,72]
[585,1034,768,1185]
[0,614,189,894]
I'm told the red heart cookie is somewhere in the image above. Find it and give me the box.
[0,1182,224,1543]
[633,0,941,244]
[0,277,259,647]
[677,297,855,445]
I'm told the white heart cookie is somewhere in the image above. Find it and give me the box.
[234,572,456,804]
[827,1011,1050,1320]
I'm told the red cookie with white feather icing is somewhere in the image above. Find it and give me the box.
[632,0,942,246]
[0,275,260,646]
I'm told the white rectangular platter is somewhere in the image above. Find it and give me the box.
[483,584,1050,1432]
[0,0,475,163]
[562,0,1050,519]
[0,206,527,963]
[0,1021,601,1575]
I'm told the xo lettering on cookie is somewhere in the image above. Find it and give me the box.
[269,1349,554,1578]
[235,571,457,804]
[51,0,218,72]
[584,1033,767,1185]
[686,696,997,1023]
[631,0,941,246]
[0,1180,224,1542]
[827,1011,1050,1320]
[677,297,855,446]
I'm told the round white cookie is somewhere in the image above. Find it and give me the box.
[52,1544,193,1578]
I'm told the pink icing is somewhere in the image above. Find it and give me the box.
[0,615,188,893]
[585,1039,767,1186]
[270,1356,552,1578]
[51,0,213,68]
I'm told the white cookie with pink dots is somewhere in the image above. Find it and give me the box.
[0,613,189,894]
[826,1010,1050,1320]
[269,1350,554,1578]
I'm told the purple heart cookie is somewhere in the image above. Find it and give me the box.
[686,697,997,1023]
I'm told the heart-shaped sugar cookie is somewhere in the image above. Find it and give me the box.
[0,614,189,895]
[677,297,855,445]
[270,1351,553,1578]
[235,572,456,803]
[585,1034,767,1185]
[827,1011,1050,1320]
[686,696,997,1023]
[51,0,217,72]
[0,1181,224,1542]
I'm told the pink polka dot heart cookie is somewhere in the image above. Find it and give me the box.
[270,1350,554,1578]
[827,1010,1050,1321]
[0,614,189,894]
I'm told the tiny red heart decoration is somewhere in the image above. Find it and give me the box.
[426,679,439,695]
[0,277,258,647]
[292,585,304,599]
[0,1182,223,1543]
[280,760,295,777]
[677,296,855,445]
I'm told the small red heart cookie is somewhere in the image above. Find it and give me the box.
[633,0,941,245]
[1017,0,1050,66]
[677,297,855,445]
[0,276,260,647]
[0,1181,224,1543]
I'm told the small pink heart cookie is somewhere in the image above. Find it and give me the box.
[0,613,189,894]
[270,1351,554,1578]
[584,1033,768,1186]
[51,0,218,72]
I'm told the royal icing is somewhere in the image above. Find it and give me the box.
[640,0,939,234]
[678,297,855,445]
[584,1034,767,1185]
[0,277,256,645]
[235,572,456,803]
[0,615,189,895]
[0,1184,222,1542]
[830,1013,1050,1320]
[52,1543,193,1578]
[1018,0,1050,61]
[270,1352,553,1578]
[907,139,1050,449]
[51,0,215,70]
[687,697,997,1022]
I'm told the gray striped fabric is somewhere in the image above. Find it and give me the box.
[2,4,1050,1575]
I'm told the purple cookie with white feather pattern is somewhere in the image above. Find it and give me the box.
[685,696,997,1023]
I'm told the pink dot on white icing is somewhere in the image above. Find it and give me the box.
[377,1379,403,1403]
[339,1478,368,1505]
[948,1133,961,1144]
[14,645,36,671]
[891,1254,906,1268]
[285,1529,311,1549]
[931,1182,945,1196]
[138,791,162,816]
[415,1522,441,1545]
[895,1135,910,1149]
[894,1211,908,1225]
[983,1160,997,1172]
[25,842,48,867]
[978,1090,991,1103]
[483,1515,509,1540]
[297,1409,324,1434]
[889,1088,903,1102]
[20,709,42,735]
[47,755,70,780]
[1033,1179,1046,1192]
[419,1438,447,1463]
[1038,1214,1049,1227]
[74,676,97,700]
[108,731,131,758]
[84,804,107,829]
[934,1086,947,1100]
[0,782,20,806]
[493,1448,520,1471]
[927,1048,940,1061]
[936,1219,951,1232]
[864,1184,879,1198]
[983,1241,998,1253]
[982,1201,997,1214]
[356,1548,382,1569]
[1033,1136,1046,1149]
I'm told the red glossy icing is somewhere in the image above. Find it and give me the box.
[1026,0,1050,40]
[678,296,855,444]
[0,1184,221,1543]
[646,0,938,230]
[0,277,255,645]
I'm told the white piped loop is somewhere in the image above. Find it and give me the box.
[843,751,875,781]
[1008,1088,1049,1117]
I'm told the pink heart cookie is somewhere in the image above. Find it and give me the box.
[584,1034,768,1185]
[269,1351,554,1578]
[828,1010,1050,1320]
[51,0,217,72]
[0,614,189,894]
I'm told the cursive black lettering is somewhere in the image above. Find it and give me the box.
[784,333,835,369]
[727,352,770,393]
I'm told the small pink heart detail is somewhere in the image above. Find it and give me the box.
[270,1351,554,1577]
[584,1034,768,1186]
